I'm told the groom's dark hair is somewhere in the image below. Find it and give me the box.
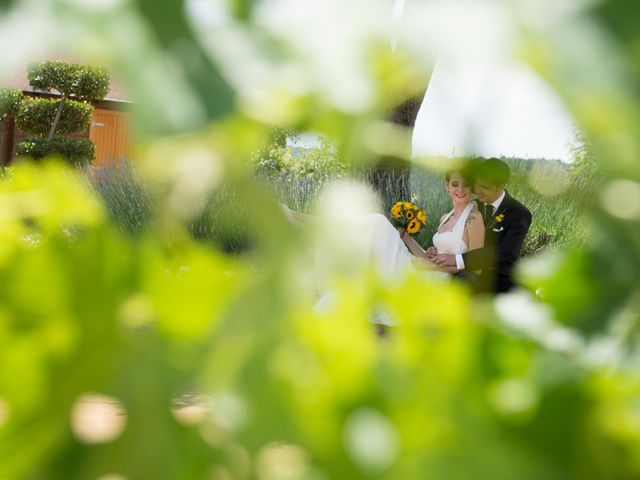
[478,158,510,186]
[445,163,476,184]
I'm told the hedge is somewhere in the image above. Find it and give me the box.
[16,97,93,136]
[16,138,95,164]
[27,61,110,101]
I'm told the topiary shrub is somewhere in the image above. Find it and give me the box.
[16,138,95,165]
[16,97,93,136]
[27,61,110,101]
[16,60,110,165]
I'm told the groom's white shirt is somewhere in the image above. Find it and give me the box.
[455,190,506,270]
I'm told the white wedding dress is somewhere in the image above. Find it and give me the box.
[313,203,475,316]
[366,201,474,279]
[432,202,474,256]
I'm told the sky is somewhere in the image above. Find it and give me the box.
[186,0,579,162]
[274,0,580,162]
[412,60,577,162]
[293,61,578,162]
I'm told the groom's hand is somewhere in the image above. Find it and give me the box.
[434,254,456,268]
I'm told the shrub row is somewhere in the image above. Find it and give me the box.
[16,138,95,164]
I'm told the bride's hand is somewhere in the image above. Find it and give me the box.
[397,228,407,240]
[433,254,456,268]
[425,246,437,258]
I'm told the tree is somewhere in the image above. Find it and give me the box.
[15,60,110,164]
[254,129,345,181]
[368,0,431,206]
[369,90,427,207]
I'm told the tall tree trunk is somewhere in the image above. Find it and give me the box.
[366,0,431,207]
[370,88,427,209]
[48,95,66,141]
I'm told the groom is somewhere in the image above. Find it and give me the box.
[433,158,532,293]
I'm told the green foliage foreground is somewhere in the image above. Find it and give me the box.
[1,0,640,479]
[0,160,638,480]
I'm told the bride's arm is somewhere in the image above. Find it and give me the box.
[400,229,429,258]
[400,212,447,258]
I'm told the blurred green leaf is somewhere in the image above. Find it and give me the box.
[1,1,640,478]
[133,0,235,125]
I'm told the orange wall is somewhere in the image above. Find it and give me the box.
[89,109,132,166]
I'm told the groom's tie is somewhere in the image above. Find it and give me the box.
[483,203,493,226]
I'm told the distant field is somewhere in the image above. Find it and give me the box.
[88,157,596,256]
[272,157,595,256]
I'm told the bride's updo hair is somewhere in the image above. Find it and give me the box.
[445,164,476,185]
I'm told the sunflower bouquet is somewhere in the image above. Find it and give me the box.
[389,201,427,236]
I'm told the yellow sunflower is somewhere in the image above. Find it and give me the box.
[406,218,421,234]
[406,209,414,219]
[495,213,505,223]
[390,202,403,218]
[417,209,427,224]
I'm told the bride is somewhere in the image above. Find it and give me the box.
[281,168,485,325]
[397,168,485,276]
[283,168,484,279]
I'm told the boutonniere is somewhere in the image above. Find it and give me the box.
[489,212,506,230]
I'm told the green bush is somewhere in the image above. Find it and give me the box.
[0,88,23,118]
[16,97,93,136]
[16,138,95,164]
[255,132,347,181]
[28,60,110,100]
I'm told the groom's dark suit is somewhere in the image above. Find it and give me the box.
[462,191,532,293]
